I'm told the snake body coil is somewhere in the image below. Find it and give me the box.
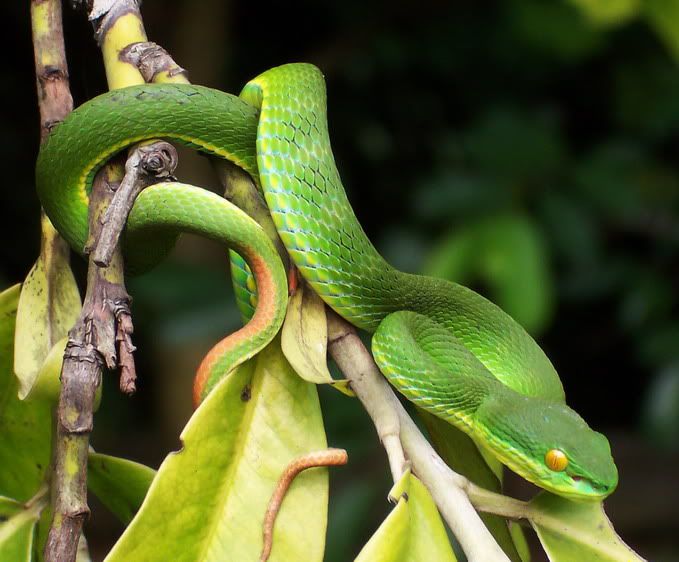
[36,63,617,500]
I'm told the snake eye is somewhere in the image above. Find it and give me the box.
[545,449,568,471]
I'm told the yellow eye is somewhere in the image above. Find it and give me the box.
[545,449,568,471]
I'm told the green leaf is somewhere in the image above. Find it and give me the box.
[0,493,47,562]
[87,453,156,525]
[355,470,457,562]
[642,363,679,448]
[75,533,92,562]
[0,285,21,355]
[644,0,679,62]
[32,504,51,562]
[464,107,566,181]
[612,59,679,139]
[424,214,553,335]
[106,339,328,562]
[0,496,23,519]
[25,336,68,404]
[528,493,645,561]
[573,142,644,218]
[0,285,52,502]
[509,521,531,562]
[0,508,39,562]
[568,0,640,26]
[281,283,353,395]
[14,236,81,399]
[508,0,605,61]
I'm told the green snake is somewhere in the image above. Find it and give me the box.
[36,63,617,500]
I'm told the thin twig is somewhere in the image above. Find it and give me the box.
[260,448,348,562]
[32,0,73,142]
[326,315,406,483]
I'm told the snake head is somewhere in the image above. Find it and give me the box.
[474,394,618,500]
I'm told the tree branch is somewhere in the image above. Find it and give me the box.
[32,0,73,142]
[119,41,188,83]
[326,313,406,483]
[45,160,125,562]
[29,1,85,559]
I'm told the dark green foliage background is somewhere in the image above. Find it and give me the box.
[1,1,678,560]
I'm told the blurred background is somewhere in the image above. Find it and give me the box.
[3,0,679,560]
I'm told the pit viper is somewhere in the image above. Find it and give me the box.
[36,63,617,500]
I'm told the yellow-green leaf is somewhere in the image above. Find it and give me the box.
[281,283,352,395]
[355,470,457,562]
[106,338,328,562]
[0,496,23,519]
[88,453,156,525]
[23,336,67,404]
[24,336,102,411]
[0,509,38,561]
[509,521,531,562]
[0,494,46,562]
[14,232,81,399]
[0,285,52,502]
[75,533,92,562]
[568,0,640,26]
[0,285,21,351]
[528,493,645,561]
[424,215,553,335]
[644,0,679,62]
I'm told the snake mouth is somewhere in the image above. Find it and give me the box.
[568,475,614,500]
